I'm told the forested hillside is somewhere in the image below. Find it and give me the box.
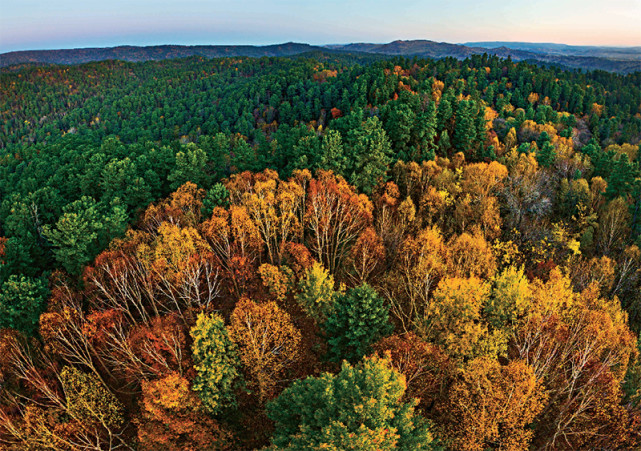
[1,53,641,449]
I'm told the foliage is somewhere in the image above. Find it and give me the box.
[138,373,231,450]
[296,261,337,321]
[324,283,392,362]
[228,298,301,401]
[0,274,48,335]
[190,313,241,415]
[267,354,439,450]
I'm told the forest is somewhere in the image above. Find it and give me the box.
[1,52,641,449]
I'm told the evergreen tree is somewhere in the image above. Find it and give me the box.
[0,274,48,335]
[267,355,438,450]
[324,283,392,362]
[348,117,392,195]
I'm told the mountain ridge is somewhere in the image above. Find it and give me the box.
[2,39,640,73]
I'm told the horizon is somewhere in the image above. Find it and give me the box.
[1,0,640,54]
[3,38,641,55]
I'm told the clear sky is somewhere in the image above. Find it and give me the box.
[1,0,640,53]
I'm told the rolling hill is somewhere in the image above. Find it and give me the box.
[2,39,640,73]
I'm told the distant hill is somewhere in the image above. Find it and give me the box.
[2,40,640,73]
[329,40,641,73]
[0,42,324,67]
[466,41,641,61]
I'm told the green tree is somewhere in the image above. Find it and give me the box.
[453,100,477,155]
[348,117,392,195]
[324,283,392,362]
[190,312,241,415]
[43,197,127,275]
[0,274,48,335]
[535,131,556,168]
[168,144,211,190]
[320,129,347,177]
[202,183,230,217]
[267,354,438,450]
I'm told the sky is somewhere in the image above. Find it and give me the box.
[1,0,640,53]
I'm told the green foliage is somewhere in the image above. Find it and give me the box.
[42,196,127,275]
[202,183,230,217]
[0,274,48,335]
[190,312,241,415]
[347,116,393,195]
[267,355,438,450]
[319,129,347,176]
[535,131,556,168]
[169,144,211,190]
[324,284,392,362]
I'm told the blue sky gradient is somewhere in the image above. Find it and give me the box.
[1,0,639,53]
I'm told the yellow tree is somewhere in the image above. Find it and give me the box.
[438,358,546,451]
[228,298,302,401]
[418,277,507,361]
[515,270,638,449]
[383,226,448,332]
[446,231,497,279]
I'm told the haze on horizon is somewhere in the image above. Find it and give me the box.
[1,0,640,54]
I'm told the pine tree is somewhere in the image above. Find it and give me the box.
[324,283,392,362]
[267,355,438,450]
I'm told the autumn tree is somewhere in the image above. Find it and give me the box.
[438,358,546,450]
[418,277,506,361]
[296,261,338,322]
[138,373,231,451]
[190,313,241,415]
[374,333,453,411]
[383,226,447,332]
[305,170,373,273]
[515,270,638,448]
[228,298,301,401]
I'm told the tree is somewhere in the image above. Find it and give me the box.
[190,313,241,415]
[201,183,230,217]
[453,100,477,156]
[228,298,301,401]
[374,333,453,411]
[348,116,393,195]
[267,354,438,450]
[324,283,392,362]
[138,373,231,451]
[60,366,124,433]
[0,275,48,335]
[349,227,385,284]
[296,261,337,322]
[418,277,506,361]
[43,197,127,275]
[515,272,638,449]
[484,265,532,333]
[168,144,210,190]
[320,129,347,176]
[438,358,546,450]
[383,226,448,332]
[305,170,373,273]
[535,131,556,168]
